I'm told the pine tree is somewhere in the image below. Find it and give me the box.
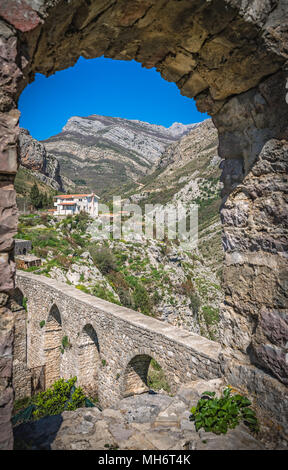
[41,192,48,208]
[30,183,41,209]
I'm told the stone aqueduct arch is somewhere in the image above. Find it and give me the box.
[0,0,287,449]
[121,350,170,398]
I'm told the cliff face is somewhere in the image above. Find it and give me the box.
[19,129,64,191]
[41,115,198,195]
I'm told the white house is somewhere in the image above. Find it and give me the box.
[53,193,99,217]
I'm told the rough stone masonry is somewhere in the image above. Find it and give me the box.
[0,0,287,449]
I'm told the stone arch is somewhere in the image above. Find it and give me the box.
[10,287,25,311]
[76,323,101,398]
[121,350,170,398]
[0,0,287,448]
[6,0,285,384]
[44,304,62,388]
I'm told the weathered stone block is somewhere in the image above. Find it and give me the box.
[0,0,41,32]
[258,309,288,348]
[0,146,18,173]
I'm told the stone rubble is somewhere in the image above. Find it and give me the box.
[13,378,267,450]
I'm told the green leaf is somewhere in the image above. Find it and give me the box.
[202,391,216,397]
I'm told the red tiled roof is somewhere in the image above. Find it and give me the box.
[54,194,91,199]
[60,202,76,206]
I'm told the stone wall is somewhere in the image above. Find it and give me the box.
[14,239,32,256]
[0,0,287,448]
[16,271,222,407]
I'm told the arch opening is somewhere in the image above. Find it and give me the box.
[122,354,170,398]
[77,324,101,399]
[10,287,25,310]
[17,55,224,340]
[44,304,62,388]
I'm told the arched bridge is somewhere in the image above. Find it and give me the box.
[14,271,222,408]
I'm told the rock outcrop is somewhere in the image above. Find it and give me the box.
[13,379,269,450]
[19,128,64,191]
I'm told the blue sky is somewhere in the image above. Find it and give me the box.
[19,56,207,141]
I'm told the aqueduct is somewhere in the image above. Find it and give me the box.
[14,271,222,405]
[0,0,287,449]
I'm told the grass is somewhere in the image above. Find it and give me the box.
[147,359,171,393]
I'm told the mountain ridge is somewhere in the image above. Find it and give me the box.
[41,114,201,194]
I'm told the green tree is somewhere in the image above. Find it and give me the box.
[30,183,42,209]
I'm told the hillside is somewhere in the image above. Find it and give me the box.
[120,119,223,274]
[41,115,197,195]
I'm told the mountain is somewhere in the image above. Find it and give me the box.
[119,119,223,274]
[41,115,198,195]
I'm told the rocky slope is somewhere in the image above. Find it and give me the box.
[41,115,198,195]
[122,119,223,274]
[17,207,223,342]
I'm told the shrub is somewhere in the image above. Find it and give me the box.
[61,335,71,350]
[107,271,132,307]
[55,254,73,269]
[202,306,219,326]
[29,183,52,209]
[92,285,120,305]
[33,377,86,420]
[74,211,90,232]
[76,284,90,294]
[22,297,28,312]
[89,245,118,274]
[178,279,201,315]
[132,283,151,315]
[189,387,259,435]
[189,294,201,316]
[152,290,162,305]
[71,232,86,248]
